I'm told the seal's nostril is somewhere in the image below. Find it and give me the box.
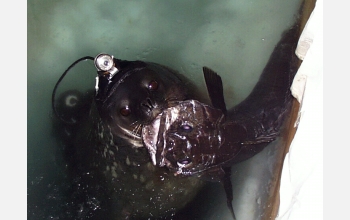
[147,98,154,108]
[142,98,155,109]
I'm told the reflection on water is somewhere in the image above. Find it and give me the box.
[28,0,302,219]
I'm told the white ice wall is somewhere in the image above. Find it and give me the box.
[278,0,323,219]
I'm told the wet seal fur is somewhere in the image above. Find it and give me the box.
[142,21,301,219]
[51,59,205,219]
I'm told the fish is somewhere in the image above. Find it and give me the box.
[142,20,301,219]
[50,56,205,219]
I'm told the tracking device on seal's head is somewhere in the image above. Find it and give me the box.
[52,53,120,124]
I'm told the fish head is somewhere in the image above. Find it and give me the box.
[96,60,188,146]
[142,100,226,176]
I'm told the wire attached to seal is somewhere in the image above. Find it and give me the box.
[52,53,120,124]
[51,56,94,124]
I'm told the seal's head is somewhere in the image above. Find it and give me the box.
[95,58,189,147]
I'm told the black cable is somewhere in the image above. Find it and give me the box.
[52,56,95,124]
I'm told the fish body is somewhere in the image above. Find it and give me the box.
[143,21,300,176]
[52,58,204,219]
[142,21,301,219]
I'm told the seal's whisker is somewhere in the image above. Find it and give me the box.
[132,123,142,137]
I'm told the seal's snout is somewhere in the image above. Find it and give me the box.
[141,97,163,118]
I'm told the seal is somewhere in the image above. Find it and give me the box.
[94,58,196,147]
[142,21,301,219]
[52,57,205,219]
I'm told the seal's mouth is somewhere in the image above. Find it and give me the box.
[142,105,180,166]
[120,125,142,139]
[142,113,162,165]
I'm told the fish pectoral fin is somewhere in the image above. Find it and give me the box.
[220,166,236,220]
[203,66,227,114]
[198,166,236,220]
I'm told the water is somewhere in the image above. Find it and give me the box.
[28,0,303,219]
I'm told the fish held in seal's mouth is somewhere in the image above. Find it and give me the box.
[142,19,301,220]
[143,18,301,178]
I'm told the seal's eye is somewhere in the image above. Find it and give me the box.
[177,158,192,166]
[180,124,193,132]
[148,80,159,91]
[120,106,131,116]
